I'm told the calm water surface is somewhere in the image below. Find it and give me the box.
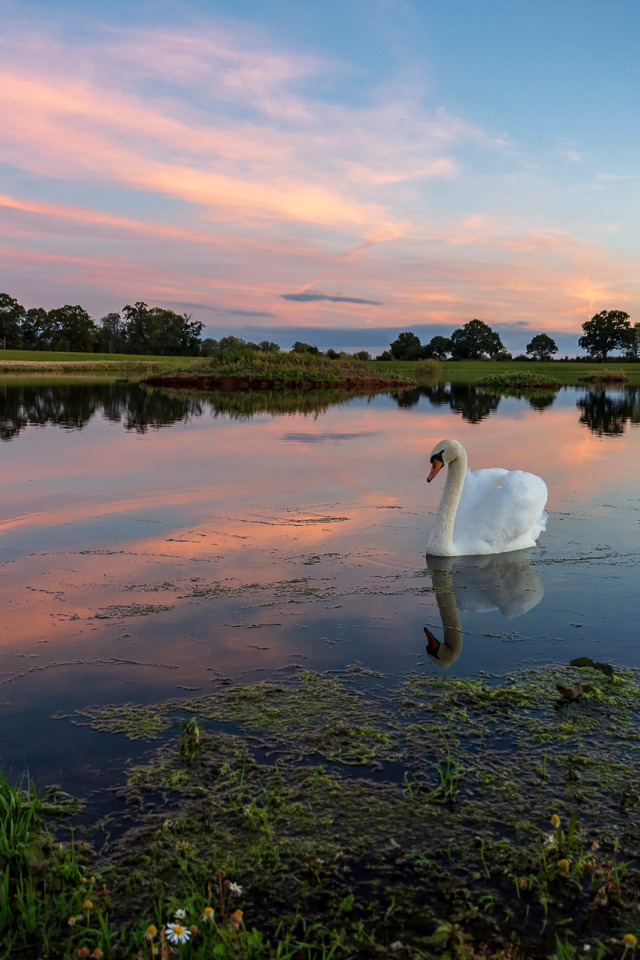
[1,380,639,794]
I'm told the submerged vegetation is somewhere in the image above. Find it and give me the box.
[4,661,640,959]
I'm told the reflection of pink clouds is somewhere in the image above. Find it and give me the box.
[3,397,639,662]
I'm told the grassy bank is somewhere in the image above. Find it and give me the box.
[380,359,640,388]
[0,350,205,377]
[3,661,640,959]
[2,350,639,389]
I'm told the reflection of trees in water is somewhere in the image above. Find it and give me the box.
[396,384,500,422]
[0,382,406,439]
[7,381,638,441]
[527,392,557,411]
[0,383,204,441]
[577,387,640,437]
[202,388,386,419]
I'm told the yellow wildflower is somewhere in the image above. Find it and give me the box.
[623,934,637,947]
[557,858,570,871]
[550,814,560,828]
[82,899,94,912]
[201,906,214,923]
[145,924,158,941]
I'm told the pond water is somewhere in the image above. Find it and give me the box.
[1,379,639,797]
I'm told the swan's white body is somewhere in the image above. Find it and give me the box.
[426,439,547,557]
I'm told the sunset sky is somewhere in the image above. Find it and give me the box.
[2,0,639,354]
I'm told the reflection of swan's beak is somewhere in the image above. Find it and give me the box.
[424,626,441,658]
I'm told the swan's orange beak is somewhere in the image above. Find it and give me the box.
[427,458,444,483]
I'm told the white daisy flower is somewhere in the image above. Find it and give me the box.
[165,922,191,945]
[228,882,243,896]
[174,908,188,920]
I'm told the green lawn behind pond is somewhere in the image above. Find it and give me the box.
[2,349,639,387]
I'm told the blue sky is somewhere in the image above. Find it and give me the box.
[1,0,639,353]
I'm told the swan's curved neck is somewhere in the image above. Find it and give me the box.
[429,445,467,555]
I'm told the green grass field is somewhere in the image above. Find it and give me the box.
[378,358,640,387]
[1,350,638,387]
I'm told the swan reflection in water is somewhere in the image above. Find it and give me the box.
[423,550,544,667]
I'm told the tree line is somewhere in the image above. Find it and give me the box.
[383,311,639,362]
[1,290,637,361]
[0,294,204,356]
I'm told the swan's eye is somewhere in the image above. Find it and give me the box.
[430,451,444,466]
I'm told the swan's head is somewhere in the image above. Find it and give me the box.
[427,438,464,483]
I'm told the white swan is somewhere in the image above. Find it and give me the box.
[426,438,547,557]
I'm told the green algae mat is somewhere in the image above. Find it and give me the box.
[3,661,640,959]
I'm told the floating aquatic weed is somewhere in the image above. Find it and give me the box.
[179,717,204,760]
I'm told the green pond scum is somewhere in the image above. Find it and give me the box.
[2,663,640,959]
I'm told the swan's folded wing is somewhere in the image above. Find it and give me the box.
[454,468,547,554]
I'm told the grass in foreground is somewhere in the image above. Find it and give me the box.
[3,661,640,959]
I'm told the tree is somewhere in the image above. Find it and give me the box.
[0,293,25,349]
[98,312,126,353]
[20,307,49,349]
[423,335,451,360]
[46,305,98,351]
[449,319,504,360]
[624,322,640,360]
[292,341,320,354]
[122,302,151,354]
[121,302,203,355]
[389,331,422,360]
[258,340,280,353]
[200,338,219,357]
[578,310,631,360]
[526,333,558,361]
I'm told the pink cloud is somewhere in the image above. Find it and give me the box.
[0,19,637,334]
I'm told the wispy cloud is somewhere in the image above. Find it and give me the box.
[281,291,382,305]
[597,172,639,181]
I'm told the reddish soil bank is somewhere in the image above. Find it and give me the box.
[144,372,410,392]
